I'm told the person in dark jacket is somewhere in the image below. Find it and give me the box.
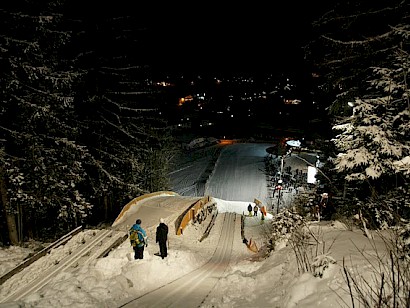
[253,205,259,216]
[247,204,253,216]
[130,219,147,260]
[156,218,168,259]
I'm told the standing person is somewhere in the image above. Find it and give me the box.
[319,192,329,219]
[320,192,329,208]
[275,179,283,193]
[129,219,148,260]
[253,204,259,216]
[260,207,265,223]
[247,204,253,216]
[156,218,169,259]
[260,205,267,217]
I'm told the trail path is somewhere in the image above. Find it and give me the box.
[118,212,238,308]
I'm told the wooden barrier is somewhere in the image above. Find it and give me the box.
[199,210,218,242]
[0,226,83,285]
[175,196,213,235]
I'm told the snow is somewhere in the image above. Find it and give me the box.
[0,143,394,307]
[394,155,410,173]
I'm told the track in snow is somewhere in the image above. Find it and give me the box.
[118,212,237,308]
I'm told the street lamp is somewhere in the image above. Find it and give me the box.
[279,148,293,180]
[348,101,356,117]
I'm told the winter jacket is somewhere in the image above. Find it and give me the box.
[156,223,168,243]
[130,223,147,247]
[247,204,252,212]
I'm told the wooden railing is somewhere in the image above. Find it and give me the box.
[112,191,178,227]
[0,226,83,285]
[174,196,214,235]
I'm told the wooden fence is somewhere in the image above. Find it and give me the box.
[0,226,83,285]
[112,191,178,227]
[174,196,215,235]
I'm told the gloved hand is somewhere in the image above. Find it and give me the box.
[145,242,148,247]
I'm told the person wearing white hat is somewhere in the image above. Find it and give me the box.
[156,218,169,259]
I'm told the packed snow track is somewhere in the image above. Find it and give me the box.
[117,212,237,308]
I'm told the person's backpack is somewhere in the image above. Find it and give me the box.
[129,228,143,247]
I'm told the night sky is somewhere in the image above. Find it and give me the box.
[141,2,334,75]
[73,0,337,76]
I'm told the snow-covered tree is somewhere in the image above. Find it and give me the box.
[332,49,410,227]
[0,1,176,244]
[306,0,410,228]
[332,53,410,182]
[0,1,93,243]
[67,11,176,223]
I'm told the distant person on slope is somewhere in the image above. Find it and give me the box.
[156,218,169,259]
[248,204,253,216]
[260,205,267,217]
[129,219,148,260]
[253,204,259,216]
[275,179,283,194]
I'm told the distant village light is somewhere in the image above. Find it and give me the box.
[284,99,301,105]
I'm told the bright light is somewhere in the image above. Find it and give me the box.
[286,140,301,147]
[307,166,317,184]
[220,139,234,145]
[178,97,185,106]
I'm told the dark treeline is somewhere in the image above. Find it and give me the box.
[0,0,176,245]
[1,0,409,247]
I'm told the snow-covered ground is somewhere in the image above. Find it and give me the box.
[0,143,395,307]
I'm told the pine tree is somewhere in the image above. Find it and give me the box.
[333,52,410,182]
[66,11,176,223]
[332,49,410,227]
[307,0,410,228]
[306,0,409,117]
[0,1,177,244]
[0,1,94,243]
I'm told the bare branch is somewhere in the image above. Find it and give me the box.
[321,29,395,46]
